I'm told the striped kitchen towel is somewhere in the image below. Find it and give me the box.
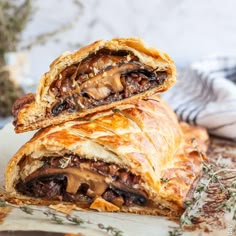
[163,55,236,140]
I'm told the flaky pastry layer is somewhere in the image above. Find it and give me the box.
[13,38,176,133]
[6,96,209,216]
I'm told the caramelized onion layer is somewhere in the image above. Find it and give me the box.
[16,155,148,208]
[49,49,167,116]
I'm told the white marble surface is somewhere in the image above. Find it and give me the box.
[18,0,236,91]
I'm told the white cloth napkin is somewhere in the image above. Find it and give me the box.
[163,55,236,140]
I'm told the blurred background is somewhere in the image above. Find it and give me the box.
[0,0,236,123]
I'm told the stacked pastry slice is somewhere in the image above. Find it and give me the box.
[12,38,176,133]
[5,38,209,217]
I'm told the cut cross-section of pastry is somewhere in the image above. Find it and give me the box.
[6,97,209,216]
[12,37,176,133]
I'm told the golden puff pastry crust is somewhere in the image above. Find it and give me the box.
[13,37,176,133]
[6,96,208,216]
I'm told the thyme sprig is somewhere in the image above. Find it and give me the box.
[0,197,123,235]
[98,223,123,236]
[168,228,183,236]
[168,138,236,236]
[179,138,236,228]
[142,98,160,103]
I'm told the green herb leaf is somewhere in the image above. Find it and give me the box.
[0,198,8,207]
[98,224,123,236]
[168,228,183,236]
[66,215,84,225]
[19,206,33,215]
[142,98,160,103]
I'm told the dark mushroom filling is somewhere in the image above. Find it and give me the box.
[49,49,168,116]
[16,154,148,208]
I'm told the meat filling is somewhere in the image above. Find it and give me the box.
[50,49,167,116]
[16,155,148,208]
